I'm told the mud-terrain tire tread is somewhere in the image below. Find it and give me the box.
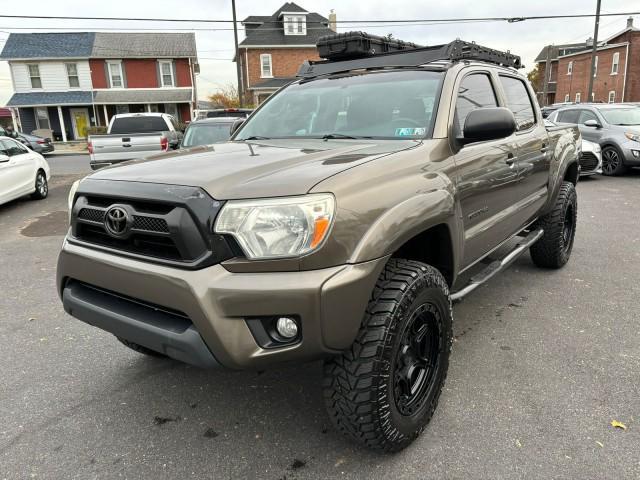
[323,258,452,452]
[116,337,168,358]
[530,181,577,269]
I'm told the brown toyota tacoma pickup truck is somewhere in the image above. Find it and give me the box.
[57,39,580,452]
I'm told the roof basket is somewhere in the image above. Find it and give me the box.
[298,37,522,78]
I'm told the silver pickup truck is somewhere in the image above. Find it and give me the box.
[88,113,183,170]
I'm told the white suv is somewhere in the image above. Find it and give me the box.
[0,136,50,206]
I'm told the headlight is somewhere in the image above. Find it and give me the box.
[215,194,335,259]
[67,180,81,223]
[625,132,640,143]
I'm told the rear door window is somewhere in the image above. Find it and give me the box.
[498,76,536,130]
[0,139,28,156]
[556,110,580,124]
[454,73,498,135]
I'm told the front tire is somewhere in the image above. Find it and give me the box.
[601,146,627,176]
[323,259,453,452]
[530,181,577,269]
[31,170,48,200]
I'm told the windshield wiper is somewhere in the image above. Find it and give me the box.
[242,135,271,140]
[321,133,371,140]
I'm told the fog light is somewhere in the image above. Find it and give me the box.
[276,317,298,338]
[632,149,640,158]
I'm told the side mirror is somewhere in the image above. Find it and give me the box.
[230,119,245,137]
[583,119,602,128]
[462,107,517,144]
[0,154,9,162]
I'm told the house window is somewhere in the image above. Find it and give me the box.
[564,94,570,103]
[548,64,553,81]
[284,15,306,35]
[593,56,598,77]
[107,61,123,88]
[159,60,174,87]
[611,52,620,75]
[591,92,595,101]
[164,104,178,118]
[567,61,573,75]
[66,63,79,88]
[35,107,50,129]
[260,54,272,78]
[608,91,616,103]
[28,64,42,89]
[575,92,581,103]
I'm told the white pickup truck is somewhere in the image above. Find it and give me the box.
[88,113,183,170]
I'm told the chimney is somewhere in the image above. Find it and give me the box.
[627,16,634,29]
[329,9,337,32]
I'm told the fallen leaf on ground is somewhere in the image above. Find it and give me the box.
[595,441,604,448]
[611,420,627,430]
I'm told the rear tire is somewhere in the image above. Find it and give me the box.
[116,337,168,358]
[31,170,48,200]
[530,181,577,269]
[601,146,627,176]
[323,258,453,452]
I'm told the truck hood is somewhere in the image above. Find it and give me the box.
[87,139,419,199]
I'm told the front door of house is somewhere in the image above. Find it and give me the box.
[70,108,90,139]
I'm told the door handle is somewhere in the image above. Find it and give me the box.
[540,143,548,153]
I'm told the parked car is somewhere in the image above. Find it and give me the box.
[180,117,245,148]
[87,113,183,170]
[0,136,50,206]
[16,132,55,154]
[0,126,54,154]
[58,38,580,452]
[548,104,640,175]
[579,139,603,176]
[541,102,576,118]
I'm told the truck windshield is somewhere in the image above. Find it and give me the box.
[236,70,443,140]
[599,108,640,126]
[110,116,169,134]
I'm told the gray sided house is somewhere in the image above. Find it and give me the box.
[1,32,198,141]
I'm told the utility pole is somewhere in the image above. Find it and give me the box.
[587,0,601,102]
[231,0,244,107]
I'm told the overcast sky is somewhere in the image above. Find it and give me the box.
[0,0,637,104]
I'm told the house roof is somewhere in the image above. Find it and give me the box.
[91,33,197,58]
[239,2,332,47]
[534,42,589,63]
[250,77,296,90]
[6,91,93,107]
[0,32,197,60]
[0,33,95,59]
[93,88,192,104]
[242,15,271,25]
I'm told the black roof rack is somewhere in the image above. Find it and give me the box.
[297,39,522,78]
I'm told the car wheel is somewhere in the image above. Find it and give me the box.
[31,170,48,200]
[530,181,577,269]
[323,258,452,452]
[601,146,627,176]
[116,337,168,358]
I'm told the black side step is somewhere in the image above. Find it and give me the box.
[450,228,544,302]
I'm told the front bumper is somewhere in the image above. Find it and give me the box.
[621,140,640,166]
[57,239,387,369]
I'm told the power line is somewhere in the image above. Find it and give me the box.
[0,11,637,24]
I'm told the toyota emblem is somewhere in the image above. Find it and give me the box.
[104,205,130,237]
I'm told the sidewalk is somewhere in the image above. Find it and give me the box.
[48,141,88,155]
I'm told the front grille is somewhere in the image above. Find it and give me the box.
[579,152,599,172]
[68,180,235,270]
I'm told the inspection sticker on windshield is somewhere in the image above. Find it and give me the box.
[395,127,426,137]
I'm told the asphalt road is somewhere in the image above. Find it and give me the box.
[1,157,639,479]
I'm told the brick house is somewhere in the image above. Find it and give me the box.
[1,32,198,141]
[237,2,335,105]
[535,17,640,105]
[534,42,590,106]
